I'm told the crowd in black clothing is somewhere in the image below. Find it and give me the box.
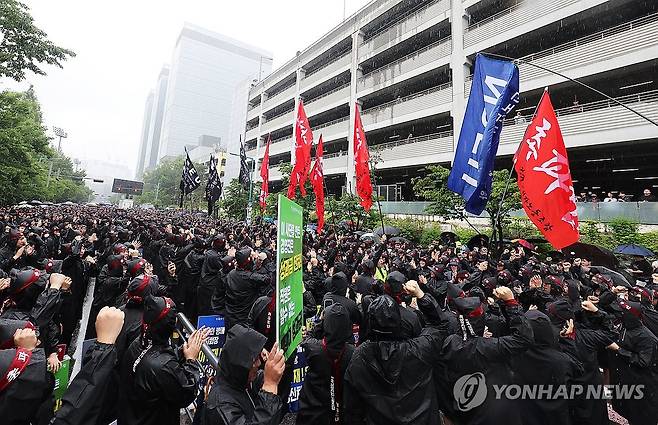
[0,205,658,425]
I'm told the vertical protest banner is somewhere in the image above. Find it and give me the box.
[276,194,304,360]
[53,357,71,411]
[196,314,226,376]
[287,346,308,413]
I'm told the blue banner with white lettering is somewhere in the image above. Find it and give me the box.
[448,54,520,214]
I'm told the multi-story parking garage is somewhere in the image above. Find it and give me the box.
[243,0,658,203]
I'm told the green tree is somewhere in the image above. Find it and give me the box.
[0,90,49,204]
[218,178,258,220]
[136,157,185,207]
[487,170,521,245]
[0,89,92,205]
[0,0,76,81]
[412,165,465,219]
[45,150,92,203]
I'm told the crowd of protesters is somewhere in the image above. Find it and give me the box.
[576,188,657,203]
[0,204,657,425]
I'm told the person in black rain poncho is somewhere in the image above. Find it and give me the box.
[296,303,355,425]
[203,323,286,425]
[0,325,48,425]
[609,299,658,425]
[0,268,68,377]
[225,247,271,330]
[440,287,533,425]
[513,309,584,425]
[343,280,448,425]
[118,296,207,425]
[87,254,126,338]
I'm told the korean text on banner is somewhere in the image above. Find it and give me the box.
[196,315,226,376]
[276,194,304,359]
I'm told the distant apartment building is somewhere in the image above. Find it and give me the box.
[244,0,658,202]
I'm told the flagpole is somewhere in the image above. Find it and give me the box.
[482,52,658,127]
[369,157,387,238]
[322,179,339,240]
[346,181,357,232]
[489,89,547,252]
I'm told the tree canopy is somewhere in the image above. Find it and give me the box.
[0,0,76,81]
[0,89,91,205]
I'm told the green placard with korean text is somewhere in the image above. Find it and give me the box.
[276,194,304,359]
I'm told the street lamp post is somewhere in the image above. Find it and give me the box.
[53,126,68,152]
[47,127,68,188]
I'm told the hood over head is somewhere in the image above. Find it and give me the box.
[619,300,643,329]
[248,296,276,337]
[368,295,401,340]
[127,274,158,304]
[546,298,575,326]
[106,254,125,277]
[323,303,353,353]
[126,258,147,278]
[525,310,558,347]
[219,323,267,389]
[9,268,48,311]
[328,272,349,296]
[142,295,176,345]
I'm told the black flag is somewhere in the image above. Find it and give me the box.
[238,136,251,191]
[205,154,222,216]
[179,149,200,207]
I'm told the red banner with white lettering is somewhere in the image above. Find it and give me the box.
[259,135,271,210]
[287,100,314,199]
[311,135,325,234]
[514,91,579,249]
[354,103,373,212]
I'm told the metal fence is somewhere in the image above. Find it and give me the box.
[380,201,658,224]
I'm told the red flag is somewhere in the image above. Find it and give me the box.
[259,135,271,210]
[311,135,325,234]
[287,100,313,199]
[354,103,372,212]
[515,91,579,249]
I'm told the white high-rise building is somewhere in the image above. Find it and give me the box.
[136,66,169,179]
[156,23,273,163]
[135,91,154,179]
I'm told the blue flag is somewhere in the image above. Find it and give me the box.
[448,54,519,214]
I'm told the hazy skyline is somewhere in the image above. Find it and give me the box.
[1,0,370,178]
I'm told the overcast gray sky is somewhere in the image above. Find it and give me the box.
[2,0,369,177]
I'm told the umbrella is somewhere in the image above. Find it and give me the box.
[563,242,619,269]
[467,234,489,250]
[373,225,400,236]
[590,266,634,288]
[360,233,380,243]
[614,244,655,257]
[354,231,366,237]
[389,236,410,244]
[525,237,548,244]
[512,239,536,251]
[440,231,458,246]
[28,200,42,205]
